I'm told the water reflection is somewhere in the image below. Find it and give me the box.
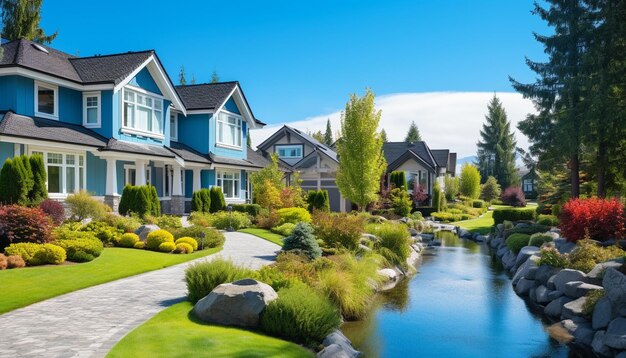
[342,232,570,358]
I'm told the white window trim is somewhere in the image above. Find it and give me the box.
[83,91,101,128]
[275,144,303,159]
[216,169,241,199]
[216,110,243,149]
[121,87,165,140]
[29,147,86,198]
[123,164,152,186]
[170,112,178,141]
[34,81,59,120]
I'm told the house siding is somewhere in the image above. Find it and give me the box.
[178,113,210,154]
[0,76,34,115]
[86,152,106,196]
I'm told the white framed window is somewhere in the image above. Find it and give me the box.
[217,112,242,148]
[523,179,534,192]
[170,112,178,141]
[216,170,240,199]
[276,145,303,159]
[30,149,85,195]
[163,165,185,197]
[122,87,164,138]
[124,164,151,186]
[34,81,58,119]
[83,92,101,128]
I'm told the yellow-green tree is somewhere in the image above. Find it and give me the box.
[459,164,481,199]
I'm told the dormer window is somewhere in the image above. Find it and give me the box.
[217,112,242,148]
[83,92,101,128]
[122,87,164,138]
[35,81,58,119]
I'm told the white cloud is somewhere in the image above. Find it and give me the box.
[250,91,536,159]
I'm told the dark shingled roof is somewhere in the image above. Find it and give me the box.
[430,149,450,168]
[210,149,268,169]
[286,126,338,162]
[382,141,437,169]
[71,51,154,85]
[0,111,107,147]
[100,139,175,158]
[168,141,211,164]
[448,152,457,174]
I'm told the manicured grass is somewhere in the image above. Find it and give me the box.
[454,204,539,234]
[0,247,221,314]
[107,301,313,358]
[239,228,284,246]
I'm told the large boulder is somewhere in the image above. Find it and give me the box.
[562,319,594,346]
[535,265,561,286]
[591,331,612,358]
[193,279,278,328]
[562,296,587,319]
[535,285,551,304]
[592,297,613,330]
[587,260,623,285]
[512,255,539,286]
[603,268,626,317]
[502,250,517,270]
[551,269,587,292]
[135,224,160,241]
[515,278,536,296]
[563,281,603,299]
[317,344,355,358]
[604,317,626,350]
[515,246,541,269]
[319,330,361,358]
[545,296,573,318]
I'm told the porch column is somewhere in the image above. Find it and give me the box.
[173,164,183,196]
[171,164,184,215]
[135,159,147,186]
[104,158,120,212]
[192,168,201,192]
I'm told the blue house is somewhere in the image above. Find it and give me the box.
[0,39,269,214]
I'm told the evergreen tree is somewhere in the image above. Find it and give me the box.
[380,129,388,143]
[510,0,595,199]
[190,74,196,85]
[323,119,333,146]
[29,154,47,204]
[476,95,518,188]
[211,70,219,83]
[336,88,387,211]
[481,176,501,203]
[309,130,324,143]
[1,0,57,44]
[404,121,422,142]
[179,65,186,85]
[459,164,481,199]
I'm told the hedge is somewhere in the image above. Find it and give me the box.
[230,203,262,217]
[119,185,160,217]
[209,187,226,213]
[307,190,330,212]
[191,188,212,213]
[493,208,536,225]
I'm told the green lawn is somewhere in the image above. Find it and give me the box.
[453,204,538,234]
[0,247,221,314]
[107,301,313,358]
[239,228,284,246]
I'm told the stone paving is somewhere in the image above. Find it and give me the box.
[0,232,280,358]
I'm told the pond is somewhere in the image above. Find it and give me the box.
[342,232,572,358]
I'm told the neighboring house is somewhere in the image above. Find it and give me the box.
[521,168,538,199]
[382,142,457,204]
[0,39,269,214]
[256,125,350,212]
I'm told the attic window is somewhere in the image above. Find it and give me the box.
[32,43,49,54]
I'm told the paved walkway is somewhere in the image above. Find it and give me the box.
[0,232,280,358]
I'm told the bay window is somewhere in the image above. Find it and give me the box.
[217,112,242,147]
[123,87,164,137]
[216,170,240,199]
[31,150,85,195]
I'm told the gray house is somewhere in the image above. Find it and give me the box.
[256,125,349,212]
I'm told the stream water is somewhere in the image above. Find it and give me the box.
[342,232,571,358]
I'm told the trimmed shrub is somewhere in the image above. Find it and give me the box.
[29,154,48,204]
[389,171,407,189]
[102,214,142,233]
[0,254,6,270]
[210,211,251,230]
[282,222,321,260]
[501,186,526,207]
[191,188,211,213]
[0,158,29,205]
[174,242,193,254]
[567,239,625,273]
[118,233,140,248]
[133,241,145,249]
[119,185,160,217]
[471,199,486,208]
[506,233,531,254]
[0,205,53,250]
[55,237,103,262]
[65,191,108,221]
[528,233,554,247]
[459,164,481,199]
[5,243,66,266]
[4,242,41,264]
[271,223,296,237]
[504,224,550,239]
[492,208,536,225]
[230,203,262,217]
[537,214,559,227]
[158,241,176,252]
[191,190,203,212]
[188,211,212,227]
[559,198,625,242]
[260,283,341,345]
[82,221,122,244]
[312,211,364,251]
[153,215,182,230]
[537,247,568,268]
[277,207,311,225]
[480,176,501,203]
[175,237,198,251]
[146,229,175,251]
[307,190,330,212]
[185,258,256,303]
[367,222,411,266]
[209,187,225,213]
[173,225,225,249]
[6,255,25,268]
[39,199,65,225]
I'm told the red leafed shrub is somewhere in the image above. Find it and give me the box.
[559,198,625,242]
[0,205,53,251]
[412,181,429,205]
[501,186,526,207]
[39,199,65,225]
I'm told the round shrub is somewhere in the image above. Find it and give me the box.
[158,241,176,253]
[118,233,140,248]
[277,207,311,225]
[0,205,53,250]
[260,283,341,345]
[0,254,7,270]
[172,225,225,249]
[82,221,122,244]
[6,255,25,268]
[4,242,46,264]
[528,233,554,247]
[39,199,65,225]
[175,237,198,251]
[29,243,66,265]
[271,223,296,237]
[55,237,103,262]
[69,251,95,263]
[134,241,145,249]
[537,214,559,227]
[559,198,624,242]
[282,222,321,260]
[146,229,174,251]
[174,242,193,254]
[501,186,526,207]
[506,233,531,254]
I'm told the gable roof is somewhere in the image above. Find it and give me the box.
[257,125,339,165]
[430,149,450,168]
[71,51,154,85]
[382,141,437,170]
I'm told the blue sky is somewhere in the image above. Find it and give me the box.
[41,0,548,127]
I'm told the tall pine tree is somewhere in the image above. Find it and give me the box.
[323,119,333,146]
[179,65,187,85]
[1,0,57,44]
[404,121,421,142]
[476,95,518,188]
[211,70,219,83]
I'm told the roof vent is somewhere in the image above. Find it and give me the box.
[32,43,49,54]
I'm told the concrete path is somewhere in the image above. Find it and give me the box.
[0,232,280,358]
